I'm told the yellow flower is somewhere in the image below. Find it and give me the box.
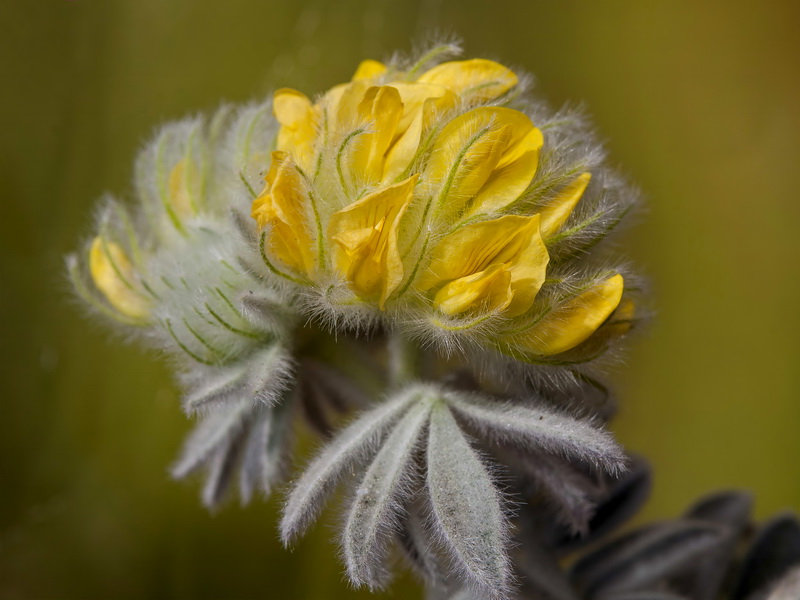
[420,107,543,222]
[272,89,320,174]
[516,274,624,356]
[251,151,317,277]
[255,58,520,281]
[329,175,418,307]
[89,237,150,320]
[270,58,516,189]
[537,172,592,239]
[418,215,548,317]
[250,51,628,360]
[415,58,519,101]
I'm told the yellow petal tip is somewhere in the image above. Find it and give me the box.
[352,59,387,81]
[89,237,150,320]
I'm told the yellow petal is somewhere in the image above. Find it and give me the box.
[89,237,150,320]
[329,175,418,307]
[251,151,316,275]
[518,274,624,356]
[465,108,543,216]
[538,172,591,239]
[423,108,511,220]
[386,82,451,135]
[434,263,513,316]
[273,88,317,171]
[418,214,547,295]
[417,59,518,102]
[423,107,542,220]
[382,85,456,183]
[352,59,387,81]
[486,109,543,168]
[504,216,549,317]
[421,88,457,128]
[350,85,403,183]
[381,114,422,184]
[323,80,370,133]
[273,88,313,126]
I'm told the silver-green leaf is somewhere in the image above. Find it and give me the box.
[239,402,292,504]
[280,387,422,545]
[445,392,625,474]
[343,394,434,589]
[171,397,253,479]
[426,402,511,599]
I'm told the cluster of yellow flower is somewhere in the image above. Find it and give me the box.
[252,57,626,359]
[80,52,632,366]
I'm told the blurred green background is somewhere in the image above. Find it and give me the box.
[2,0,799,598]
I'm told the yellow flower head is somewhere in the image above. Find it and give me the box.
[71,46,636,369]
[249,48,633,363]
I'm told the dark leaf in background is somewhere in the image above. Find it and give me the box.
[669,491,754,600]
[570,521,727,599]
[733,514,800,600]
[553,456,652,553]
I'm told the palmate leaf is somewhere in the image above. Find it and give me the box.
[398,498,448,589]
[181,362,250,412]
[171,397,254,480]
[427,401,511,599]
[280,382,632,598]
[687,490,753,530]
[514,534,579,600]
[280,386,423,544]
[509,447,599,536]
[170,343,295,508]
[343,395,434,588]
[201,425,243,508]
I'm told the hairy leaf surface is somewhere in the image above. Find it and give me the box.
[427,402,510,599]
[281,387,422,544]
[445,392,625,473]
[343,394,434,588]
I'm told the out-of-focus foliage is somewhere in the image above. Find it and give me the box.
[1,1,798,598]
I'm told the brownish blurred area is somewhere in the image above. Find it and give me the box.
[1,1,798,598]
